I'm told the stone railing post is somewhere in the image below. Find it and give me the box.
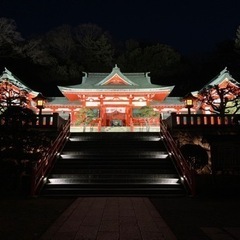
[52,112,59,128]
[171,112,177,127]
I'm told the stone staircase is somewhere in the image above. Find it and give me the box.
[41,132,186,196]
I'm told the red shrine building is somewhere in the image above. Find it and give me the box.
[55,65,178,128]
[0,66,239,131]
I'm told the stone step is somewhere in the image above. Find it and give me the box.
[69,132,161,141]
[41,185,185,197]
[58,163,171,168]
[60,151,168,158]
[41,132,186,196]
[49,173,179,179]
[51,169,177,174]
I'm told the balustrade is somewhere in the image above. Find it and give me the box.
[165,113,240,129]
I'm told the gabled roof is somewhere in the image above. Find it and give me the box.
[96,65,137,86]
[201,67,239,90]
[0,68,39,96]
[58,65,174,93]
[191,67,240,97]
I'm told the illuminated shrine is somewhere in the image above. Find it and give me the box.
[1,66,239,131]
[55,65,176,127]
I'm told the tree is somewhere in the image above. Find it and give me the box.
[73,23,114,71]
[0,80,29,114]
[0,124,56,192]
[76,107,98,132]
[136,106,159,131]
[0,17,23,57]
[20,25,84,83]
[235,25,240,51]
[198,82,240,117]
[180,144,208,171]
[116,41,182,81]
[142,43,181,77]
[20,38,56,66]
[44,25,75,62]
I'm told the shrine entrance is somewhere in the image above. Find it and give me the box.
[105,107,126,126]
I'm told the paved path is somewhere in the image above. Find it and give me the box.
[40,197,177,240]
[40,196,240,240]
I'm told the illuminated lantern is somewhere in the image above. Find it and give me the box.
[32,93,46,115]
[183,92,197,114]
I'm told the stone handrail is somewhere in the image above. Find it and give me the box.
[0,112,66,129]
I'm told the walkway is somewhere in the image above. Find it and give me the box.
[40,197,177,240]
[70,126,160,132]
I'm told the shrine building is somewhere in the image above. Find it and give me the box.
[46,65,186,129]
[1,65,238,131]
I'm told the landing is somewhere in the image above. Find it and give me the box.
[70,126,160,132]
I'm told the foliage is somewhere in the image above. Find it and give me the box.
[1,106,36,127]
[0,106,56,191]
[76,107,98,131]
[136,106,159,131]
[116,41,181,77]
[198,82,240,116]
[180,144,208,171]
[136,106,158,118]
[0,17,184,87]
[73,23,114,71]
[1,16,240,97]
[0,127,56,192]
[235,25,240,51]
[20,38,57,66]
[0,17,23,57]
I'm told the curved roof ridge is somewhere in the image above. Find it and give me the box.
[96,65,137,86]
[0,67,39,95]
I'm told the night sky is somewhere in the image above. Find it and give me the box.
[1,0,240,55]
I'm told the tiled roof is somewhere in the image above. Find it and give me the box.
[151,97,184,106]
[58,65,174,92]
[0,68,39,95]
[46,97,80,106]
[45,96,183,107]
[199,67,240,91]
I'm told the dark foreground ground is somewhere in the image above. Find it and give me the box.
[151,195,240,239]
[0,194,240,240]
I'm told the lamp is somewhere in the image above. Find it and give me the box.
[32,93,46,115]
[183,92,197,114]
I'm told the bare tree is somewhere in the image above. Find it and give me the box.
[0,80,29,114]
[198,82,240,116]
